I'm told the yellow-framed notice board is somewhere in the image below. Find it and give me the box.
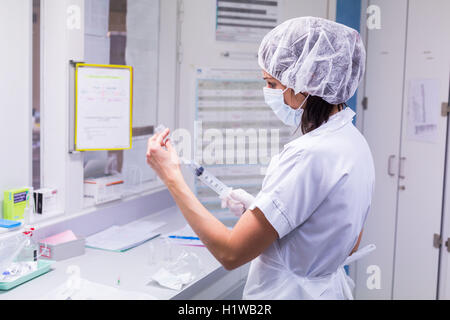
[74,63,133,151]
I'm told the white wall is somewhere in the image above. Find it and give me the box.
[0,1,32,212]
[157,0,178,130]
[178,0,335,129]
[40,0,84,216]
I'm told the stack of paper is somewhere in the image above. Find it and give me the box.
[86,220,165,252]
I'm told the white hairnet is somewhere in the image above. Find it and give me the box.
[258,16,366,105]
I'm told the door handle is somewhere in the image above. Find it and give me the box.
[441,102,449,117]
[387,155,396,177]
[399,156,406,179]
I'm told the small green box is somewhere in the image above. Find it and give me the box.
[3,188,29,221]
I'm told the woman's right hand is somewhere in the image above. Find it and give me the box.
[221,189,256,216]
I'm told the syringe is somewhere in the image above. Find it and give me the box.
[154,124,231,198]
[183,159,231,198]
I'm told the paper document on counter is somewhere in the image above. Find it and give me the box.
[86,220,166,252]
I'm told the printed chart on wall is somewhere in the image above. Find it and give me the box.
[215,0,280,43]
[407,79,440,143]
[75,64,133,151]
[195,68,294,221]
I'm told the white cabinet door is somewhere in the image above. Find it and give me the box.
[354,0,408,299]
[393,0,450,299]
[439,101,450,299]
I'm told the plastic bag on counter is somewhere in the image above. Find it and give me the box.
[0,233,29,275]
[147,237,203,290]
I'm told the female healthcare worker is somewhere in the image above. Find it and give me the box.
[146,17,376,300]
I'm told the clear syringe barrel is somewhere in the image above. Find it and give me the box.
[184,160,231,198]
[154,124,231,198]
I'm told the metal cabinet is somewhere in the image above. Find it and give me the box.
[355,0,450,299]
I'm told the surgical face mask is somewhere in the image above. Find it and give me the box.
[263,87,309,127]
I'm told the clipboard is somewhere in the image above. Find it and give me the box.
[71,63,133,152]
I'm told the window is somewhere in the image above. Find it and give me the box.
[83,0,160,206]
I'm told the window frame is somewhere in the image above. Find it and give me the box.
[32,0,178,227]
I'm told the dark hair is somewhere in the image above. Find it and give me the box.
[299,95,346,134]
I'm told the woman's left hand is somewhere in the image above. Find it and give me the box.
[146,128,182,184]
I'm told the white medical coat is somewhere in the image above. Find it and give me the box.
[244,108,375,299]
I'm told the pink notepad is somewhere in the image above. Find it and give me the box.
[40,230,77,245]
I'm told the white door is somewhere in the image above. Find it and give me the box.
[438,93,450,299]
[393,0,450,299]
[355,0,408,299]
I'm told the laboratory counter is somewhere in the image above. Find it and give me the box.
[0,206,249,300]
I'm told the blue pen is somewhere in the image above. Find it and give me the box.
[168,235,200,240]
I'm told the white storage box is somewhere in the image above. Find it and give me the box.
[84,174,124,205]
[33,188,58,214]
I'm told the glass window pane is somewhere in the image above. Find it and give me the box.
[83,0,159,204]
